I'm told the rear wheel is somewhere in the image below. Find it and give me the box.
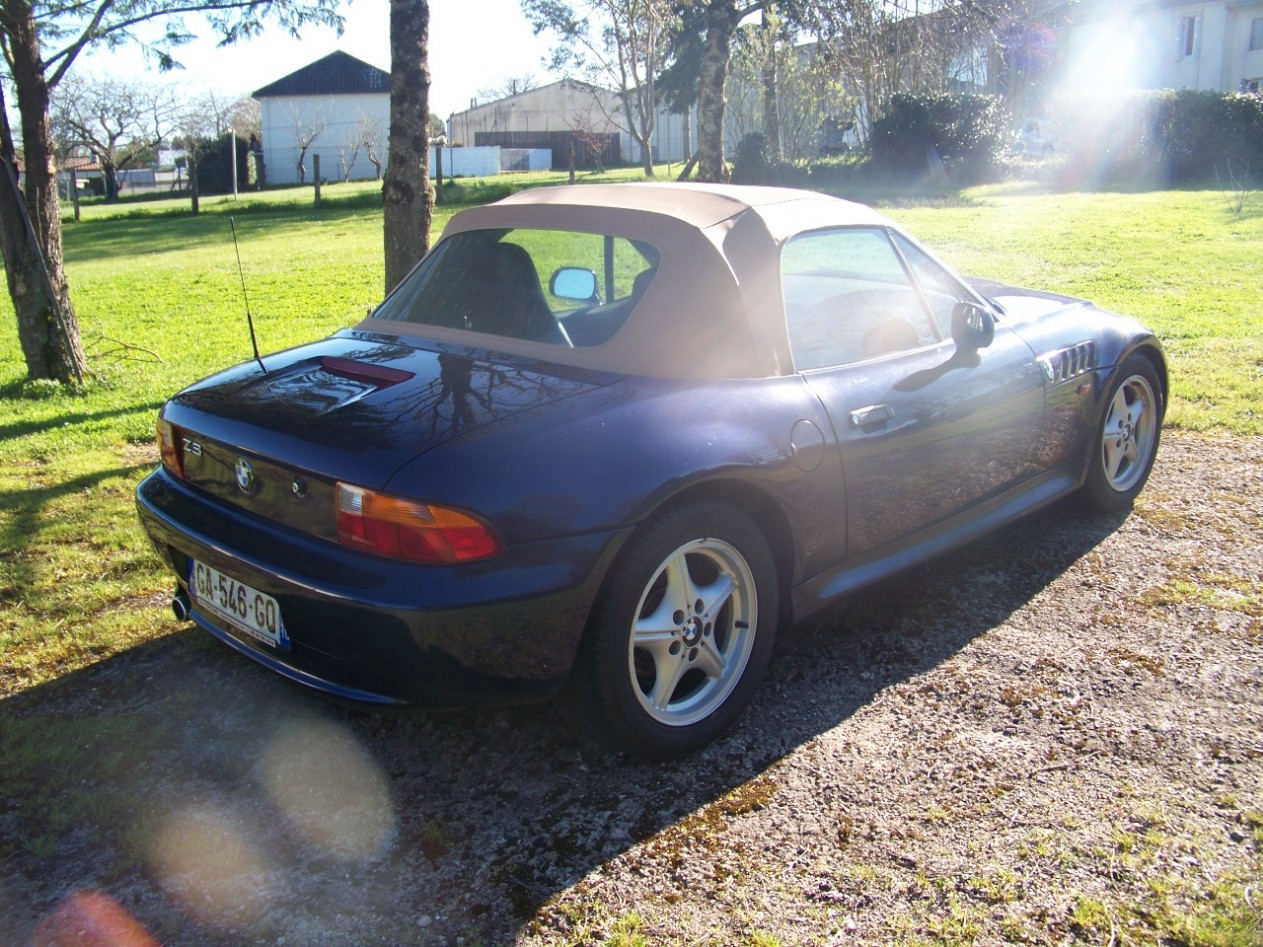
[1079,354,1162,512]
[568,501,778,759]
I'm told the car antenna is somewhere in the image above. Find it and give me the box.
[230,217,268,376]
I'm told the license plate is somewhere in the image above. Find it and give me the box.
[190,560,287,649]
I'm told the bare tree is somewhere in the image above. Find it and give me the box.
[196,90,261,139]
[725,25,851,161]
[475,74,540,101]
[820,0,1042,140]
[172,106,218,215]
[285,101,330,183]
[570,100,613,172]
[523,0,673,177]
[383,0,434,293]
[356,113,386,179]
[51,75,179,201]
[339,141,361,182]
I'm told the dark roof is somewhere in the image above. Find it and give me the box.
[253,51,390,98]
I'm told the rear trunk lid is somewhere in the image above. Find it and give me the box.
[160,330,616,534]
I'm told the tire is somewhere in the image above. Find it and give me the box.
[1078,354,1163,513]
[567,501,779,760]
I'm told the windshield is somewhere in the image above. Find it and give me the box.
[372,228,661,348]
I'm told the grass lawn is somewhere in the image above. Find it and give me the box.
[2,176,1260,696]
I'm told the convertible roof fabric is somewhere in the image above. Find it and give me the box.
[357,183,894,380]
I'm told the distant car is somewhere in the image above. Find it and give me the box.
[1019,118,1060,156]
[136,184,1165,759]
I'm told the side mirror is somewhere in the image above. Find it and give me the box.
[951,301,996,352]
[550,267,600,304]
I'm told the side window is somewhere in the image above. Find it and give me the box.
[891,232,970,339]
[781,227,938,371]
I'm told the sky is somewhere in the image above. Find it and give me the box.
[77,0,563,121]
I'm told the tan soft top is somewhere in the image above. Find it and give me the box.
[358,183,895,380]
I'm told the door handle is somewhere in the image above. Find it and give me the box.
[849,403,895,428]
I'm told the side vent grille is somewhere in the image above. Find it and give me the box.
[1039,341,1098,385]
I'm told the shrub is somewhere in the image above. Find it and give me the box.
[1059,90,1263,186]
[731,132,805,186]
[194,134,251,196]
[869,93,1012,185]
[731,133,773,185]
[1156,90,1263,182]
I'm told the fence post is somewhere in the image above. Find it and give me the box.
[313,154,321,207]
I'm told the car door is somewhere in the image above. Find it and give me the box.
[781,226,1046,556]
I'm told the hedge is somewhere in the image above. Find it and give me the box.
[868,93,1012,185]
[1061,89,1263,185]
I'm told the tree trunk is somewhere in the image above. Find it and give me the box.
[641,136,655,177]
[104,161,120,201]
[0,6,86,383]
[633,92,655,178]
[761,40,781,160]
[382,0,434,294]
[189,152,200,215]
[697,0,741,183]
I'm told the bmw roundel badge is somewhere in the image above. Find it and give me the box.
[235,458,256,495]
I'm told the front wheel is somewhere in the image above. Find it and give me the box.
[1079,354,1163,513]
[567,501,779,760]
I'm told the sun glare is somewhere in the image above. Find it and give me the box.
[1056,13,1160,95]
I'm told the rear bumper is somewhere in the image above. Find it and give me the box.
[136,468,629,707]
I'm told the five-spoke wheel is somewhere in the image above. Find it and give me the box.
[1080,354,1163,512]
[628,536,757,728]
[569,501,778,759]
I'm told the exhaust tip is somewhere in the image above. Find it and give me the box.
[172,593,191,622]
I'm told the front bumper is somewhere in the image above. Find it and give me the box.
[136,468,629,707]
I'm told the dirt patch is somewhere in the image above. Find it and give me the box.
[2,432,1261,945]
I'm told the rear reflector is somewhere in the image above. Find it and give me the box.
[157,418,183,480]
[335,483,502,564]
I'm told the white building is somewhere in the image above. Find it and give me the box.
[447,79,695,167]
[1061,0,1263,94]
[254,51,391,186]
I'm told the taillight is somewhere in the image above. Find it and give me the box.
[157,418,183,479]
[335,483,502,564]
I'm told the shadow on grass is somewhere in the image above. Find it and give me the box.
[0,401,163,443]
[0,460,155,610]
[60,206,387,266]
[59,182,518,267]
[0,502,1126,946]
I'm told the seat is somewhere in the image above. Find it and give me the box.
[465,243,568,345]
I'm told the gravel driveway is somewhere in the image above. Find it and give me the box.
[2,432,1260,945]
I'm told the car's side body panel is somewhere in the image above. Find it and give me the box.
[383,371,850,578]
[802,325,1045,556]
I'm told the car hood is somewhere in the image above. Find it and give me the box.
[966,277,1088,322]
[162,330,619,488]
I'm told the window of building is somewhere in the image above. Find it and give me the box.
[1178,15,1200,59]
[1250,17,1263,52]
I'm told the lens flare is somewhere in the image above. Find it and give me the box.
[147,801,276,930]
[259,717,397,861]
[32,890,158,947]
